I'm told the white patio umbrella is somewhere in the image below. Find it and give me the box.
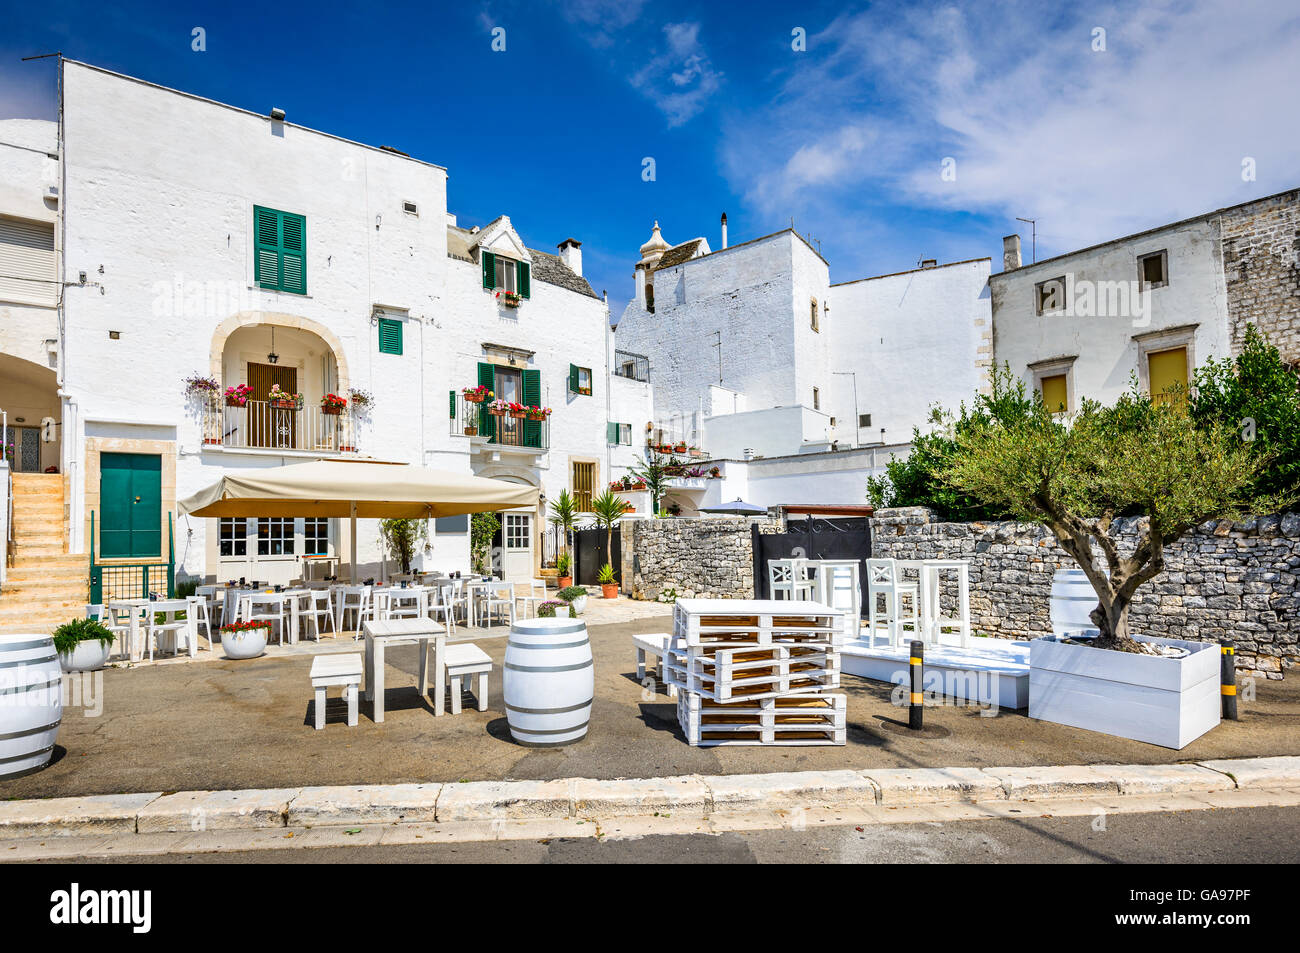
[178,458,538,581]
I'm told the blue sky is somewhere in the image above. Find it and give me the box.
[2,0,1298,318]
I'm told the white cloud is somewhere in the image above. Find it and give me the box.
[630,22,723,126]
[722,0,1300,264]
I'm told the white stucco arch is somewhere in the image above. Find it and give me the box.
[208,311,350,394]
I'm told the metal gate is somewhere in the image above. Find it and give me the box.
[574,525,621,586]
[752,516,872,611]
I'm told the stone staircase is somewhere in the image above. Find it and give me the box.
[0,472,87,634]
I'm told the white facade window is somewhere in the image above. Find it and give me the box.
[1138,250,1168,290]
[256,517,295,556]
[812,386,820,410]
[810,297,820,332]
[504,513,530,549]
[494,256,517,293]
[219,518,247,556]
[1035,276,1067,315]
[303,517,330,556]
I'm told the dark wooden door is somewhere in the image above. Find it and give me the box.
[247,362,298,448]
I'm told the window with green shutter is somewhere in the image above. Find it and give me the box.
[481,251,496,290]
[522,368,542,447]
[607,422,630,445]
[254,206,306,294]
[569,364,592,396]
[517,261,530,299]
[377,318,403,354]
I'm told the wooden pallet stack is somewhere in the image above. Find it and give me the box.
[666,600,848,747]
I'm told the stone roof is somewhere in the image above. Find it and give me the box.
[446,225,598,298]
[653,238,705,272]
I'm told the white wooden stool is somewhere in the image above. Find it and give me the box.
[633,632,676,697]
[310,653,362,729]
[443,643,492,714]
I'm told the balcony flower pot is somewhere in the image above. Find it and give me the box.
[488,408,507,416]
[463,425,478,436]
[1029,634,1220,749]
[271,399,298,410]
[225,396,246,407]
[220,623,269,660]
[322,405,343,416]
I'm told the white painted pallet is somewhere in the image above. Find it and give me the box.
[673,600,848,648]
[676,692,847,747]
[665,644,841,701]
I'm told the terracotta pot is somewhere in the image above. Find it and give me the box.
[464,394,485,403]
[271,399,297,410]
[489,408,507,417]
[322,405,343,415]
[509,410,527,420]
[558,575,573,589]
[225,397,244,407]
[601,583,618,599]
[463,426,478,436]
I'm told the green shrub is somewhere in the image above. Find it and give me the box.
[557,586,587,602]
[536,600,568,618]
[52,618,116,656]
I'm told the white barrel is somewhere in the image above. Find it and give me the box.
[0,634,63,778]
[1050,568,1099,638]
[503,617,593,747]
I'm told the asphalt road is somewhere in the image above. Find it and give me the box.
[28,805,1300,864]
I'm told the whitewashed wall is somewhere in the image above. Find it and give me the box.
[990,220,1230,407]
[827,259,992,445]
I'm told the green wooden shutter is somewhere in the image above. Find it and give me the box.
[569,364,580,394]
[477,362,495,439]
[481,252,495,290]
[517,261,531,299]
[522,368,541,448]
[254,206,281,289]
[448,389,456,419]
[606,422,618,445]
[279,212,306,293]
[377,318,402,354]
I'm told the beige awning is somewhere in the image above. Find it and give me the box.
[178,458,538,519]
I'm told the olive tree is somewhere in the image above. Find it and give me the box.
[941,389,1287,652]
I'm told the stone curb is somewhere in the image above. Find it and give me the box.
[0,756,1289,841]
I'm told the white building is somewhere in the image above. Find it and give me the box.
[0,60,651,615]
[614,217,991,512]
[990,189,1300,411]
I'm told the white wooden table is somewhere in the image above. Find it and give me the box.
[106,599,151,661]
[363,617,446,723]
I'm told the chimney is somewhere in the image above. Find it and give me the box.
[1003,234,1022,271]
[720,212,728,250]
[558,238,583,277]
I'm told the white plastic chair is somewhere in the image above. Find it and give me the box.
[239,593,289,646]
[514,579,548,619]
[334,586,370,637]
[481,582,515,628]
[866,559,919,647]
[426,584,456,634]
[300,589,336,641]
[147,599,197,660]
[185,595,214,651]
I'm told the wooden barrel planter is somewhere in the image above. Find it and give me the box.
[0,634,63,778]
[503,617,593,747]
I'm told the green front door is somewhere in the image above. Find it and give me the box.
[100,453,162,558]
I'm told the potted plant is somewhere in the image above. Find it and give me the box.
[688,446,702,457]
[590,489,626,594]
[555,550,573,589]
[321,393,348,416]
[674,442,687,454]
[537,600,570,618]
[219,620,269,659]
[496,290,522,308]
[943,371,1289,749]
[224,383,253,407]
[527,405,551,421]
[463,421,479,436]
[462,385,492,404]
[487,398,509,417]
[507,402,528,420]
[268,384,301,410]
[557,585,588,614]
[709,466,721,478]
[184,374,220,404]
[349,388,374,413]
[52,617,116,672]
[550,489,578,587]
[597,562,618,599]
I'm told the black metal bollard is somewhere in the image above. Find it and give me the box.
[1220,640,1238,720]
[909,640,924,730]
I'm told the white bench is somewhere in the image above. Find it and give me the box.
[444,643,492,714]
[310,653,362,729]
[633,633,676,697]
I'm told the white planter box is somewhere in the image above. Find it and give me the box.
[1029,634,1220,749]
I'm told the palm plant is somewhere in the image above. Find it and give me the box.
[628,450,671,515]
[549,489,579,565]
[589,489,628,579]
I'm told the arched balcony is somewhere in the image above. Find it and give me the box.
[202,318,358,454]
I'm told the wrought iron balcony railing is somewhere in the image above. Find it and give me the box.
[202,400,359,454]
[449,395,549,450]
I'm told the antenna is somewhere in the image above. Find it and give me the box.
[1016,217,1037,263]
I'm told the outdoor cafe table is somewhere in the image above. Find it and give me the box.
[363,617,446,723]
[894,559,972,648]
[106,598,189,661]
